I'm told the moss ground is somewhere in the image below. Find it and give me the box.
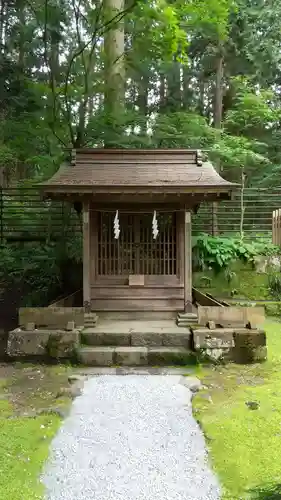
[193,320,281,499]
[0,363,72,500]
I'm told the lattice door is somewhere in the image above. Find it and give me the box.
[97,212,176,276]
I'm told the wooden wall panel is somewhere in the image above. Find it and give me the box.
[91,298,184,311]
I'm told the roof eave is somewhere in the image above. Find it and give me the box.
[41,183,238,193]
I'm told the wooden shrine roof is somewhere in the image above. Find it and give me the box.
[41,149,237,195]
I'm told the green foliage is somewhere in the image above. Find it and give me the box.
[193,321,281,498]
[192,233,279,272]
[268,273,281,300]
[0,239,82,307]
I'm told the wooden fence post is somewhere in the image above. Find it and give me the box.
[0,188,3,245]
[272,209,281,247]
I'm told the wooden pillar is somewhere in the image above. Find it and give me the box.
[184,210,192,312]
[83,201,91,312]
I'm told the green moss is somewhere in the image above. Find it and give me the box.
[265,303,281,317]
[0,414,61,500]
[193,261,270,301]
[45,333,62,358]
[193,321,281,499]
[147,350,198,366]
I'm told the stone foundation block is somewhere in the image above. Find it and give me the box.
[162,332,191,348]
[192,327,267,363]
[46,331,80,358]
[7,329,50,356]
[198,306,265,328]
[233,329,267,363]
[24,322,35,331]
[82,330,130,346]
[194,328,235,350]
[115,346,148,366]
[131,332,162,346]
[19,307,85,329]
[77,346,115,366]
[147,347,196,366]
[7,329,79,358]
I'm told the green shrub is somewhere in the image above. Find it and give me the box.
[265,303,281,317]
[192,234,279,273]
[268,273,281,300]
[0,236,82,307]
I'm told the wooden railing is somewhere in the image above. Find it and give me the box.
[272,209,281,246]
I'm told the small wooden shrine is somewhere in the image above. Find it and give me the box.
[41,149,236,314]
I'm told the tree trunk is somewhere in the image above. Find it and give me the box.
[104,0,125,146]
[0,0,6,55]
[166,59,181,111]
[212,51,224,236]
[214,54,223,130]
[17,0,25,68]
[182,66,192,111]
[198,78,205,116]
[159,72,166,112]
[137,75,149,135]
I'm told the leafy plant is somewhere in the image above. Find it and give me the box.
[268,273,281,300]
[192,233,279,272]
[0,239,82,307]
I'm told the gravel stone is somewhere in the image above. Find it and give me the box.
[42,375,220,500]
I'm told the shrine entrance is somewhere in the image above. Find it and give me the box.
[91,210,184,311]
[97,211,177,278]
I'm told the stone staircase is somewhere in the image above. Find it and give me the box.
[176,312,198,327]
[77,321,195,366]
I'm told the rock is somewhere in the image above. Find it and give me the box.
[200,393,213,403]
[253,256,268,273]
[233,329,267,363]
[254,255,281,273]
[180,376,202,393]
[56,383,83,399]
[68,374,86,384]
[207,321,216,330]
[38,407,69,418]
[245,401,260,410]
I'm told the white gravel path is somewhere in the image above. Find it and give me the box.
[43,375,220,500]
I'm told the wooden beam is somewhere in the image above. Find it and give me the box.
[90,209,98,286]
[83,201,91,312]
[177,211,184,285]
[184,210,192,312]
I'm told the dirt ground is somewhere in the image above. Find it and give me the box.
[0,362,75,416]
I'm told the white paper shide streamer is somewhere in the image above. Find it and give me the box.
[114,210,120,239]
[152,210,159,240]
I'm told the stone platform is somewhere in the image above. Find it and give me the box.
[7,320,195,366]
[7,316,267,366]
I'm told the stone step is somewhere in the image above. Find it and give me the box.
[177,312,198,320]
[84,313,98,328]
[77,346,196,367]
[81,328,191,348]
[177,322,197,328]
[176,321,198,327]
